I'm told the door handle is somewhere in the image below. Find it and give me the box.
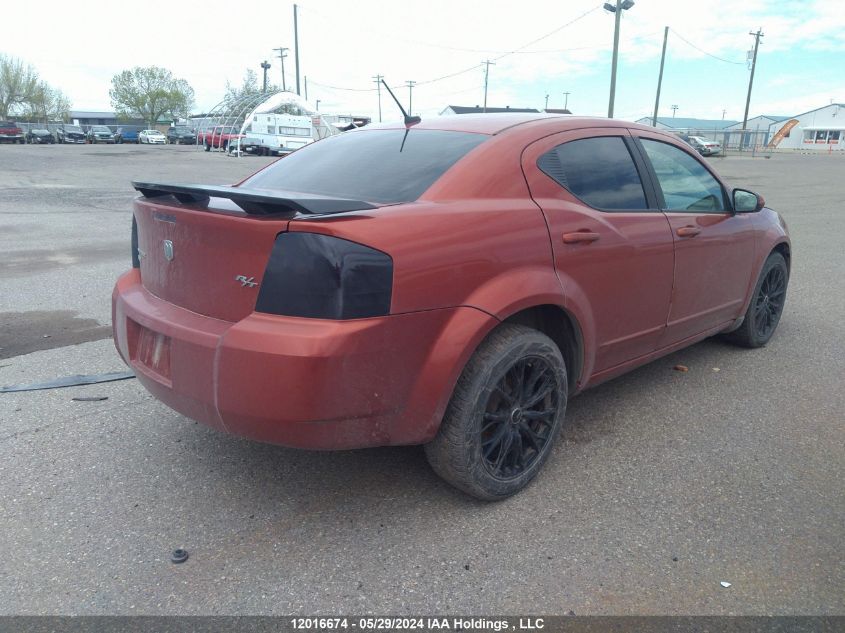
[562,231,600,244]
[676,226,702,237]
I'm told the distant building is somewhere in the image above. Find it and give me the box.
[68,110,175,134]
[543,108,572,115]
[440,105,541,115]
[766,103,843,151]
[723,115,790,147]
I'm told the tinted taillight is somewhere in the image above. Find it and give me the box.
[256,232,393,319]
[131,214,140,268]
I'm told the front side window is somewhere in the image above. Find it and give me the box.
[537,136,648,211]
[640,139,726,212]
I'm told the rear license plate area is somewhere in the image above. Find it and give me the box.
[130,320,172,382]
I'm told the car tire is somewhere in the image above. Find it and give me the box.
[723,251,789,348]
[424,324,568,500]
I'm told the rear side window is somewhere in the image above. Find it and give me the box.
[243,129,488,204]
[538,136,648,211]
[640,139,726,212]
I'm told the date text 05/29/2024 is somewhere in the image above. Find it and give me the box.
[290,617,546,631]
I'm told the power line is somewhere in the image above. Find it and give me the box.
[298,4,601,55]
[670,28,746,65]
[305,6,601,101]
[493,4,602,62]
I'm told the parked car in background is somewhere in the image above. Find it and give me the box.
[114,126,144,144]
[26,128,55,144]
[139,129,167,144]
[682,135,722,156]
[0,121,25,144]
[200,125,243,151]
[166,126,196,145]
[115,114,791,500]
[87,125,116,144]
[56,124,86,144]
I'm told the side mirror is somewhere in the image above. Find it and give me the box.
[733,188,765,213]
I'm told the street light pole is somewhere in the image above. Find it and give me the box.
[563,91,570,111]
[260,61,271,93]
[605,0,635,118]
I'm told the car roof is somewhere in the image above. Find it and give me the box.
[365,113,643,136]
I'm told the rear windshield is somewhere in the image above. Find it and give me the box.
[243,129,488,204]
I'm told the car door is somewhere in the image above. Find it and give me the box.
[522,128,675,374]
[631,132,756,345]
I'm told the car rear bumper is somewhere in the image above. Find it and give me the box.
[112,269,494,450]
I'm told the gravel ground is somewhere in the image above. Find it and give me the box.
[0,144,842,615]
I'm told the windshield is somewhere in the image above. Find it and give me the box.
[243,129,488,204]
[65,126,82,132]
[92,126,111,132]
[172,127,191,133]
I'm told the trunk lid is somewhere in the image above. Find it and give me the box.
[134,197,289,322]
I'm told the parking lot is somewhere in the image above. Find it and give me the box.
[0,143,842,615]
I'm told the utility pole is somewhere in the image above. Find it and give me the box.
[563,91,570,110]
[372,75,384,122]
[652,26,668,126]
[482,60,495,112]
[273,47,289,91]
[260,60,271,93]
[545,94,549,110]
[741,28,764,148]
[671,104,678,118]
[304,76,308,102]
[293,4,301,95]
[722,109,727,120]
[605,0,634,118]
[405,80,416,116]
[316,99,321,111]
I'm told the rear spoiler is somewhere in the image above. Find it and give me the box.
[132,181,376,216]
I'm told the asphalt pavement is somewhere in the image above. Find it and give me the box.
[0,144,842,615]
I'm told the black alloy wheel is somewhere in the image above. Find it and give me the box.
[425,324,568,500]
[724,251,789,348]
[480,356,560,479]
[753,263,787,340]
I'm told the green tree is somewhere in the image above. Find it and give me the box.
[109,66,194,126]
[28,83,71,122]
[224,69,283,105]
[0,54,39,119]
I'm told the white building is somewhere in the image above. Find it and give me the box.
[767,103,844,151]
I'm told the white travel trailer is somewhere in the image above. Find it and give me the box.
[231,92,342,156]
[241,111,314,155]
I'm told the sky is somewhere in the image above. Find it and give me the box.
[3,0,843,123]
